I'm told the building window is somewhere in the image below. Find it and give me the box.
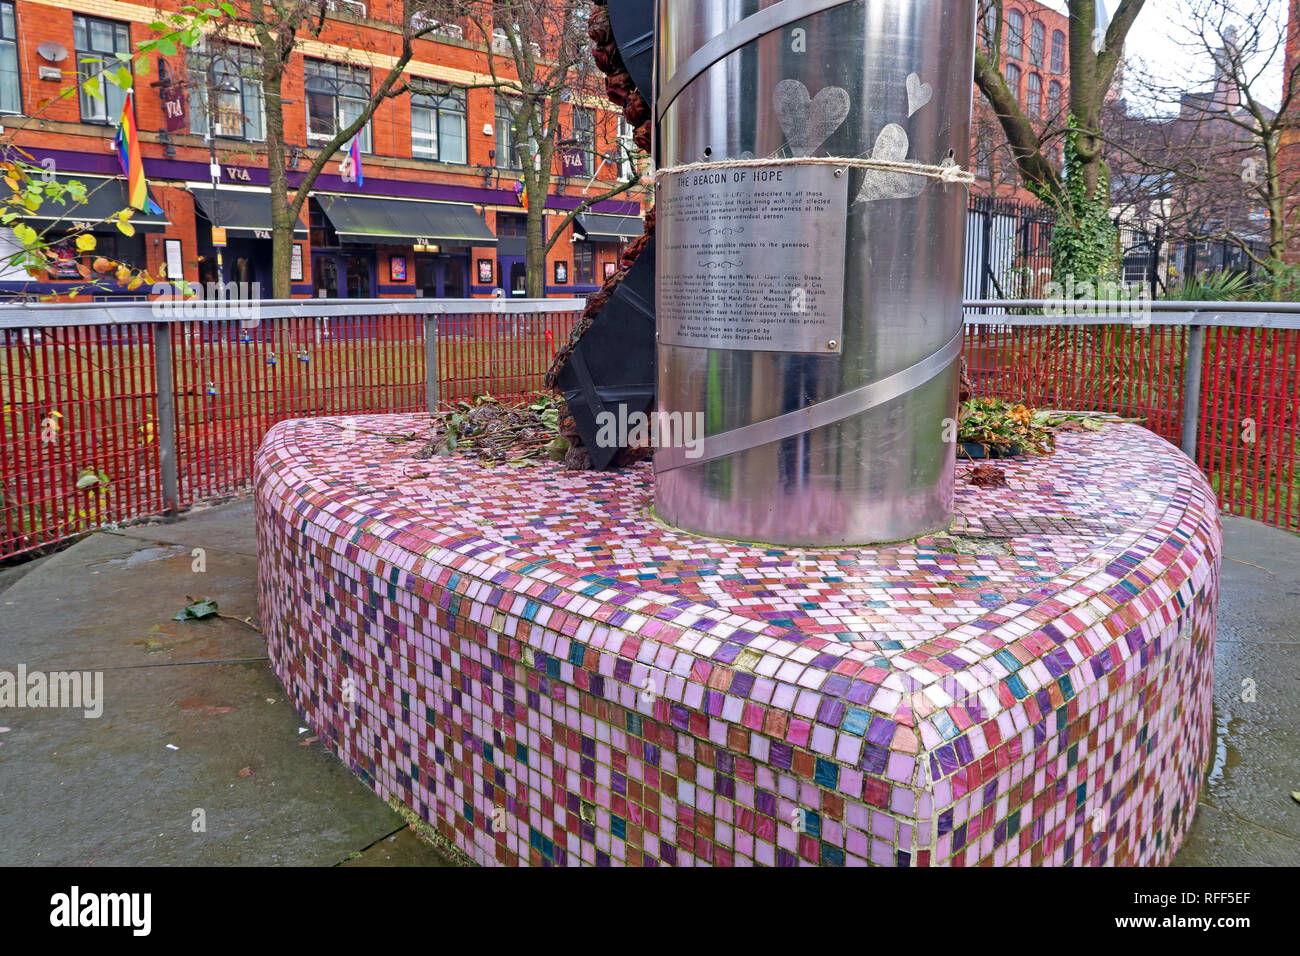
[1051,30,1066,73]
[617,116,636,180]
[410,85,466,163]
[495,97,522,169]
[571,106,594,176]
[187,42,263,141]
[74,15,131,123]
[0,3,20,115]
[574,243,594,284]
[1005,9,1024,60]
[982,5,999,53]
[1026,73,1042,117]
[1048,80,1064,118]
[1005,62,1022,103]
[304,59,372,152]
[974,133,992,179]
[1030,20,1046,67]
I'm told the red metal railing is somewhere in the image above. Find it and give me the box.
[966,307,1300,533]
[3,300,1297,560]
[1,300,581,558]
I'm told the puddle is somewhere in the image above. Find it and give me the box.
[93,545,188,570]
[1205,703,1242,792]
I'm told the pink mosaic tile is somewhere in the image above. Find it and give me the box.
[256,414,1220,866]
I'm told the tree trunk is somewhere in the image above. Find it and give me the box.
[263,59,293,299]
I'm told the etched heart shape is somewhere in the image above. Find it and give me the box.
[906,72,933,117]
[854,123,926,204]
[773,79,851,157]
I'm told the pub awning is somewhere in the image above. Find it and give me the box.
[575,213,643,242]
[193,188,307,238]
[316,194,496,246]
[17,174,169,233]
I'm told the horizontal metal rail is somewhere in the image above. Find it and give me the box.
[0,297,587,329]
[964,299,1300,330]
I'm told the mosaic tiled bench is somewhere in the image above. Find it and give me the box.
[255,415,1220,866]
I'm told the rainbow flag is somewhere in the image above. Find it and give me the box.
[347,135,363,186]
[514,178,528,211]
[114,91,162,214]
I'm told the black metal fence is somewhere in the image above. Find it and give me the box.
[965,196,1271,300]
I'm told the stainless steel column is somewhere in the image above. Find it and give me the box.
[655,0,976,545]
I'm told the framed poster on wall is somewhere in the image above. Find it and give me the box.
[604,260,616,279]
[554,260,568,284]
[164,239,184,282]
[290,243,304,282]
[478,258,493,283]
[390,254,407,282]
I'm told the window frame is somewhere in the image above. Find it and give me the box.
[1005,9,1024,61]
[1030,20,1046,68]
[1047,79,1064,119]
[187,41,265,142]
[1026,72,1043,118]
[571,106,595,177]
[303,59,373,153]
[1004,62,1022,103]
[0,1,21,115]
[73,14,131,124]
[1051,30,1066,74]
[410,84,466,164]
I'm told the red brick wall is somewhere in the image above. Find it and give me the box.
[3,0,647,299]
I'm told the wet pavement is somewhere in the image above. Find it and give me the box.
[0,502,1294,866]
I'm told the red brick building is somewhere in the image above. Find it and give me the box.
[1283,0,1300,264]
[972,0,1072,203]
[0,0,648,300]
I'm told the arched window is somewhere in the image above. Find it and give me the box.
[1005,62,1022,103]
[1006,9,1024,60]
[1051,30,1066,73]
[1027,73,1043,117]
[1030,20,1046,67]
[1047,80,1064,118]
[983,4,999,52]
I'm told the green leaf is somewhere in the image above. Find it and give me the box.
[83,75,101,99]
[75,470,101,489]
[174,597,219,621]
[219,1,237,16]
[156,38,177,56]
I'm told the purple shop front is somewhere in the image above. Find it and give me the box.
[255,416,1219,866]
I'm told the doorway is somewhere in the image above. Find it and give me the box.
[497,256,527,297]
[312,251,374,298]
[415,254,469,298]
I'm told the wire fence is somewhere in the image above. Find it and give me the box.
[2,297,1298,559]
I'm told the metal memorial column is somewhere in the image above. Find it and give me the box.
[653,0,977,545]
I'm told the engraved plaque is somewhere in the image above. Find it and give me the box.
[658,164,848,353]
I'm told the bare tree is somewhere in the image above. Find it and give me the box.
[1119,0,1299,278]
[975,0,1146,281]
[433,0,645,297]
[195,0,451,297]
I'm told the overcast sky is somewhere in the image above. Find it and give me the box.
[1035,0,1289,114]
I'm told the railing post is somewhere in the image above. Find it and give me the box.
[424,315,439,413]
[1180,316,1206,462]
[153,322,180,515]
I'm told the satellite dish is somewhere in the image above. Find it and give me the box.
[37,41,67,63]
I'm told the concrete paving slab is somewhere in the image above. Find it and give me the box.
[0,501,451,867]
[0,533,264,671]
